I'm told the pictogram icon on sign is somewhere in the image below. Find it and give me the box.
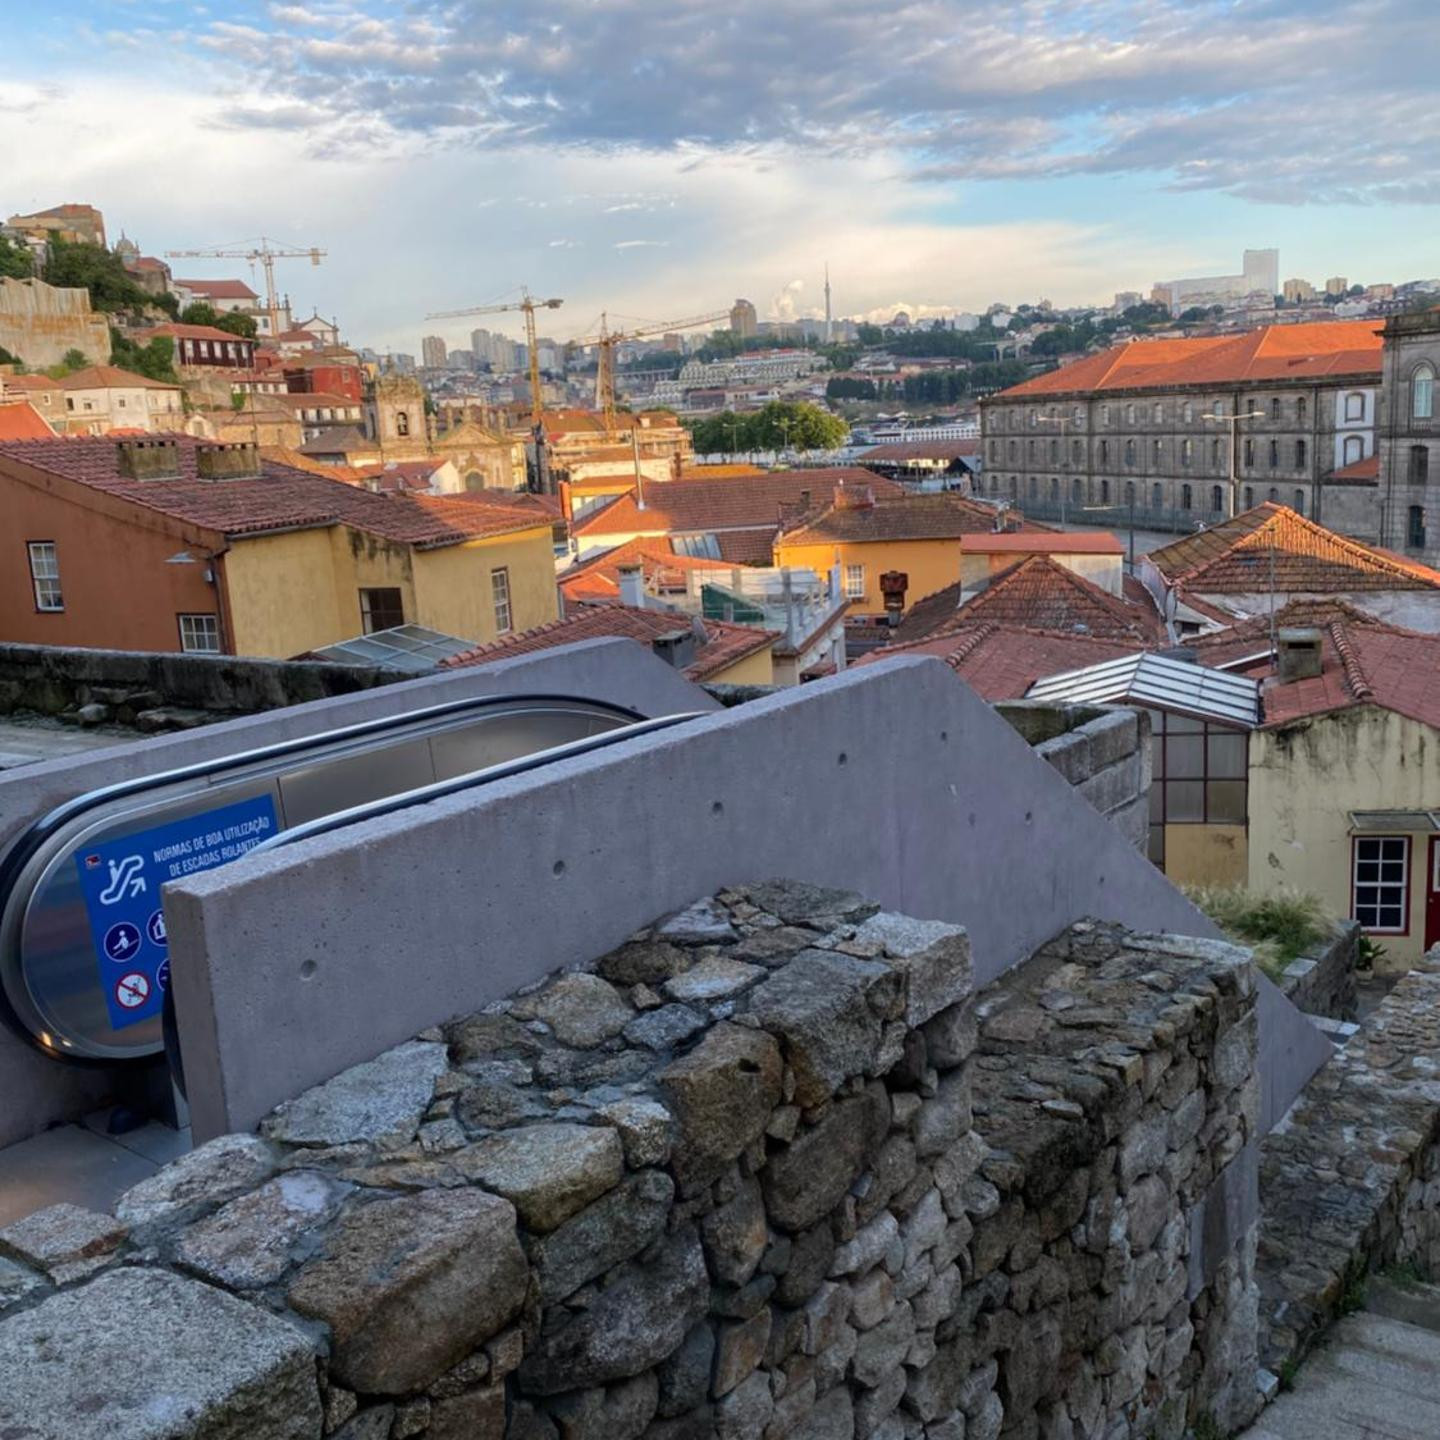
[102,921,142,963]
[146,909,167,947]
[114,972,151,1010]
[155,959,170,992]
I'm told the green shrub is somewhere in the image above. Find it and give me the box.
[1183,885,1331,979]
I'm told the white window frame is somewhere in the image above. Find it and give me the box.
[1343,435,1364,465]
[843,563,866,600]
[1344,392,1365,422]
[491,566,513,634]
[1352,834,1409,934]
[178,613,221,654]
[1415,365,1435,421]
[27,541,63,612]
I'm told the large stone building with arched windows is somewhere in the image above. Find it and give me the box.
[1377,308,1440,561]
[978,320,1388,543]
[364,375,525,491]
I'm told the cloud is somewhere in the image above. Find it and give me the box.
[614,239,669,250]
[172,0,1440,206]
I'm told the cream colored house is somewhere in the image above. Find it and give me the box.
[56,365,184,435]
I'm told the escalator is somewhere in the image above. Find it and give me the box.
[0,693,698,1068]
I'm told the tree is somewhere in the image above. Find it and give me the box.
[0,235,32,280]
[44,239,154,313]
[180,301,220,328]
[856,323,885,346]
[0,344,19,367]
[109,328,178,383]
[827,377,878,401]
[215,310,258,339]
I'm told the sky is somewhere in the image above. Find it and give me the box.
[3,0,1437,354]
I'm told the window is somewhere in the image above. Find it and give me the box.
[1124,439,1136,467]
[1267,486,1279,503]
[1352,836,1408,933]
[1125,482,1135,506]
[1100,404,1111,425]
[988,441,997,461]
[1408,504,1427,551]
[396,410,411,437]
[1294,490,1305,514]
[491,566,513,633]
[1181,402,1194,423]
[177,613,221,653]
[1344,393,1364,422]
[1147,711,1250,868]
[1099,439,1109,466]
[1212,400,1226,418]
[1211,438,1222,468]
[1072,477,1082,504]
[1270,397,1280,421]
[1028,409,1038,428]
[1073,406,1083,426]
[359,586,405,633]
[1027,438,1036,461]
[1268,439,1279,469]
[1050,477,1059,504]
[1152,402,1163,423]
[1244,487,1255,509]
[1211,485,1224,512]
[1415,365,1436,421]
[1411,446,1430,487]
[1028,476,1038,500]
[672,533,722,558]
[1048,438,1058,463]
[1297,396,1307,423]
[1152,482,1162,508]
[1295,438,1306,468]
[1181,438,1193,468]
[1344,435,1364,465]
[26,541,63,611]
[1125,404,1136,424]
[1244,438,1254,468]
[1181,484,1192,510]
[844,564,866,599]
[1072,438,1082,464]
[1008,439,1017,462]
[1100,479,1110,503]
[116,397,126,409]
[1009,477,1018,497]
[1153,438,1163,463]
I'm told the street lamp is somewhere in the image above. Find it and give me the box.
[1201,407,1263,519]
[1036,414,1075,524]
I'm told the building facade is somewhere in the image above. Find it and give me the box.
[729,299,757,339]
[979,321,1383,536]
[1377,308,1440,558]
[421,335,448,370]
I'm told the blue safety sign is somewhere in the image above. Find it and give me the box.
[74,794,278,1030]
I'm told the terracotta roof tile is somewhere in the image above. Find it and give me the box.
[57,365,181,391]
[1330,454,1380,483]
[441,600,776,681]
[860,440,981,462]
[558,538,746,600]
[779,491,1038,546]
[995,320,1383,399]
[0,435,551,549]
[856,622,1144,700]
[175,278,259,301]
[1148,503,1440,594]
[0,402,54,441]
[961,532,1120,555]
[140,322,257,344]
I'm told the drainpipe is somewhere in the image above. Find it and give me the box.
[206,543,235,655]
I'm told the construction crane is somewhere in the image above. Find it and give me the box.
[567,309,731,429]
[164,238,325,339]
[426,289,564,429]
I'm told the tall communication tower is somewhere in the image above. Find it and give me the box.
[824,263,833,344]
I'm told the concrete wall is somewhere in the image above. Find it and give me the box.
[162,653,1332,1142]
[1249,704,1440,966]
[0,639,717,1148]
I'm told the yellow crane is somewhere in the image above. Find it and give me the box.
[426,289,564,429]
[567,309,731,429]
[165,238,325,339]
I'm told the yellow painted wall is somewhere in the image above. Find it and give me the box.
[775,537,962,616]
[224,529,348,657]
[1248,706,1440,966]
[1165,825,1248,888]
[410,526,559,645]
[704,645,775,687]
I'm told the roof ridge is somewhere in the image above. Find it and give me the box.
[1327,620,1375,703]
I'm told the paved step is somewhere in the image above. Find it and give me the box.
[1247,1307,1440,1439]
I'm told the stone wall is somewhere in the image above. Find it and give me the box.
[0,883,1261,1440]
[0,642,399,730]
[1272,920,1359,1023]
[1258,954,1440,1376]
[996,702,1152,852]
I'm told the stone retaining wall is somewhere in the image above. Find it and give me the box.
[0,642,398,730]
[1272,920,1359,1023]
[1258,955,1440,1375]
[996,703,1151,852]
[0,882,1259,1440]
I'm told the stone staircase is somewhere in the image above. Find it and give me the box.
[1246,1277,1440,1439]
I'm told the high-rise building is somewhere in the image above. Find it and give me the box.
[730,299,757,339]
[824,265,832,345]
[1154,249,1280,312]
[1282,278,1316,304]
[421,335,447,370]
[1326,277,1349,297]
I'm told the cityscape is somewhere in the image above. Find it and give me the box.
[1,5,1439,1440]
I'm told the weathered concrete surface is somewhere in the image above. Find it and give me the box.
[163,656,1314,1140]
[0,1267,322,1439]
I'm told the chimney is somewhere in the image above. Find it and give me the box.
[1276,627,1323,682]
[195,441,262,481]
[651,626,698,670]
[833,482,874,511]
[616,562,647,609]
[879,570,909,625]
[115,436,181,482]
[799,488,812,511]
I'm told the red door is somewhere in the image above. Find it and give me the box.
[1427,838,1440,952]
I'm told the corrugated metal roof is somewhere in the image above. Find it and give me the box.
[1025,651,1260,727]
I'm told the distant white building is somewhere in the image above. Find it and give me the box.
[1153,249,1279,313]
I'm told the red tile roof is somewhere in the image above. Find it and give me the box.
[175,278,259,301]
[0,402,54,441]
[0,374,61,393]
[442,600,777,681]
[1147,503,1440,594]
[1330,454,1379,483]
[0,435,552,549]
[961,532,1122,555]
[58,365,180,391]
[140,323,256,344]
[558,538,744,600]
[572,469,904,540]
[996,320,1383,399]
[779,492,1036,546]
[856,622,1144,700]
[1188,600,1440,730]
[860,440,981,462]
